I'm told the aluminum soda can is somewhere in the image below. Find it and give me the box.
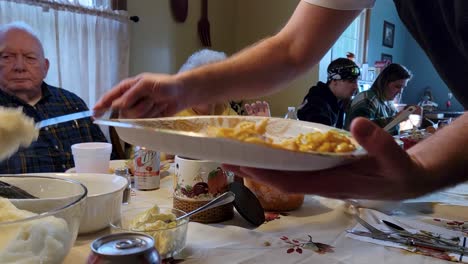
[133,146,160,190]
[87,232,160,264]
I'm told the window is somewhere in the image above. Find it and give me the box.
[319,10,369,81]
[330,11,367,63]
[63,0,112,9]
[76,0,94,6]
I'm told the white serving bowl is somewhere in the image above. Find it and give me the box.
[30,173,127,234]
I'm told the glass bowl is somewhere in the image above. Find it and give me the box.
[0,175,87,263]
[110,205,188,259]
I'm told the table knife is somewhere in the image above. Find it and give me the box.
[347,230,468,254]
[36,110,93,129]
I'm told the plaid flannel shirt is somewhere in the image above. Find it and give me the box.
[0,82,109,173]
[345,88,399,135]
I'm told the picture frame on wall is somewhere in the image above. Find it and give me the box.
[382,21,395,48]
[381,53,393,63]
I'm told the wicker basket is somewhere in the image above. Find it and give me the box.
[173,196,234,223]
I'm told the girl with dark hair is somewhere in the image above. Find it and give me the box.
[345,63,413,134]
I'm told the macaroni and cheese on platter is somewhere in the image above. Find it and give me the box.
[95,116,366,171]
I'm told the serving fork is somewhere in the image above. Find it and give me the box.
[198,0,211,47]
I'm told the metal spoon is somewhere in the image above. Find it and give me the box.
[175,191,235,221]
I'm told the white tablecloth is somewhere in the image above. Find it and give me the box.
[65,171,468,264]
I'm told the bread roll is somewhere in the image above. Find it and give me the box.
[244,178,304,211]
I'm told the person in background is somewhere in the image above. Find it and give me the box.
[175,49,238,117]
[418,88,438,112]
[95,0,468,200]
[0,22,110,173]
[161,49,239,161]
[127,49,270,160]
[297,58,359,128]
[177,49,273,118]
[345,63,413,135]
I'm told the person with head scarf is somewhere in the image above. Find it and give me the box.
[297,58,360,128]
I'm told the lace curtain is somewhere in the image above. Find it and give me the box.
[0,0,130,108]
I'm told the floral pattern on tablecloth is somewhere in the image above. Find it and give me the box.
[264,212,289,222]
[432,218,468,236]
[280,235,334,255]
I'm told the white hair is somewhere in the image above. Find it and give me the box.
[0,21,44,56]
[178,49,227,73]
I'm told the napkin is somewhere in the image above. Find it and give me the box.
[346,208,468,263]
[405,183,468,206]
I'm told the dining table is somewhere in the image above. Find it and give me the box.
[65,163,468,264]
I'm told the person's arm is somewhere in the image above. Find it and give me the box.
[408,113,468,188]
[94,2,362,118]
[180,3,361,105]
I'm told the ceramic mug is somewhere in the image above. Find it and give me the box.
[174,156,232,201]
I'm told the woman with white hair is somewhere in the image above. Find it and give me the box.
[175,49,238,116]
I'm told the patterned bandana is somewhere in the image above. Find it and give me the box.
[327,65,361,81]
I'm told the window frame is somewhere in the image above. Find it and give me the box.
[319,9,371,82]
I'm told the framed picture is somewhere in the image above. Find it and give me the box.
[382,21,395,48]
[381,53,393,63]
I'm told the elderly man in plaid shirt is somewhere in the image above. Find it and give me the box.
[0,22,110,173]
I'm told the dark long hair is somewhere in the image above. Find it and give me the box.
[371,63,412,100]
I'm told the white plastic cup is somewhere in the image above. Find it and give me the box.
[71,142,112,173]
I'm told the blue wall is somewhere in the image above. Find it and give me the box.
[367,0,409,70]
[367,0,463,111]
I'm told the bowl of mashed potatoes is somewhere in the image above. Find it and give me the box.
[0,175,87,264]
[110,204,188,259]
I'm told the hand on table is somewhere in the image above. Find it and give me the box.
[93,73,185,118]
[244,101,271,117]
[224,118,435,200]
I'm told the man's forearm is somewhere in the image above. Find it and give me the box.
[177,2,362,107]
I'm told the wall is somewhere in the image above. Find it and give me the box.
[366,0,463,111]
[127,0,236,76]
[128,0,317,117]
[367,0,408,68]
[128,0,464,116]
[402,25,464,111]
[233,0,318,117]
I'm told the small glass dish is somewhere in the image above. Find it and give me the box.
[110,206,188,259]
